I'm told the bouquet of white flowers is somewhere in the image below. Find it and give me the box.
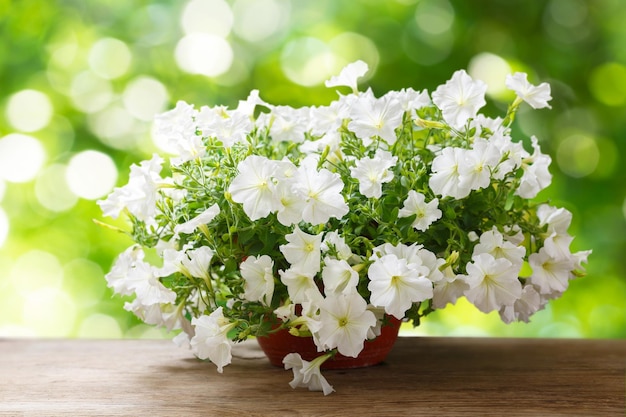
[99,61,590,394]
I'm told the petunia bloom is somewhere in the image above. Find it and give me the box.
[347,91,404,146]
[350,150,397,199]
[398,190,442,231]
[280,226,323,273]
[229,155,280,220]
[432,69,487,129]
[190,307,236,373]
[283,352,335,395]
[324,59,369,93]
[174,204,220,236]
[464,253,522,313]
[240,255,275,305]
[317,292,377,357]
[367,254,433,319]
[505,72,552,109]
[291,156,349,225]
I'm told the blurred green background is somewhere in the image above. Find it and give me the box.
[0,0,624,339]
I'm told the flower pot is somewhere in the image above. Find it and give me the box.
[256,317,402,369]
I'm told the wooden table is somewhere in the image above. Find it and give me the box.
[1,337,624,416]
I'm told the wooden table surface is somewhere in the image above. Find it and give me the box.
[1,336,624,416]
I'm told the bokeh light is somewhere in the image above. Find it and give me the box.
[556,134,600,178]
[175,33,234,77]
[122,76,169,121]
[23,287,76,337]
[87,104,139,150]
[548,0,588,27]
[9,250,64,296]
[0,134,46,183]
[0,208,8,248]
[65,150,118,200]
[5,90,54,132]
[468,52,512,99]
[63,258,107,308]
[403,5,454,67]
[589,62,626,106]
[414,0,455,35]
[88,38,132,80]
[69,71,114,113]
[35,164,79,212]
[181,0,233,37]
[281,37,338,87]
[329,33,380,80]
[232,0,289,42]
[78,314,123,338]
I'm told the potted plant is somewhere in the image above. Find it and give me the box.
[98,61,590,395]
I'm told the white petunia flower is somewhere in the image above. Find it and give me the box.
[105,245,146,296]
[131,267,177,307]
[308,101,346,136]
[321,231,354,262]
[367,254,433,319]
[283,352,335,395]
[324,59,369,93]
[432,69,487,129]
[371,242,444,282]
[398,190,442,231]
[106,245,176,308]
[488,130,524,179]
[98,154,166,226]
[472,227,526,268]
[317,292,377,357]
[190,307,236,373]
[321,258,359,295]
[505,72,552,109]
[537,204,572,234]
[124,300,187,333]
[279,267,317,304]
[229,155,281,220]
[273,159,305,226]
[350,150,397,199]
[347,90,404,146]
[429,147,471,199]
[527,247,574,295]
[152,100,200,165]
[432,266,469,309]
[174,203,220,235]
[157,244,214,281]
[384,87,431,112]
[235,89,268,117]
[499,283,542,323]
[291,156,349,225]
[469,114,508,138]
[516,136,552,199]
[269,105,309,143]
[464,253,522,313]
[240,255,275,305]
[180,246,215,280]
[280,226,323,273]
[274,181,305,226]
[458,138,500,192]
[124,299,164,325]
[536,204,575,259]
[203,109,253,148]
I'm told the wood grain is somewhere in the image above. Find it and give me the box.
[1,337,624,416]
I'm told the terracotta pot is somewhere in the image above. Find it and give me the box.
[257,317,402,369]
